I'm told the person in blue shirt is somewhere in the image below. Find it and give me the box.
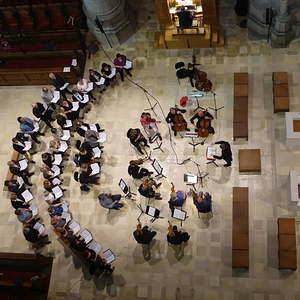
[17,117,44,144]
[48,204,63,217]
[192,190,212,213]
[168,182,186,213]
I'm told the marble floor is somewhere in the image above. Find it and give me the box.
[1,2,300,300]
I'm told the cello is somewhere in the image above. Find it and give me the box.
[198,118,210,138]
[173,111,187,132]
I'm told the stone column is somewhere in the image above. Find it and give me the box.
[83,0,136,47]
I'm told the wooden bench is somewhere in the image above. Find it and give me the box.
[278,218,297,270]
[233,73,248,140]
[3,150,20,191]
[232,187,249,268]
[273,72,289,113]
[239,149,261,173]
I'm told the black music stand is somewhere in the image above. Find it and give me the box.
[172,208,188,227]
[208,92,224,119]
[185,132,202,152]
[150,134,164,153]
[190,160,209,188]
[152,159,166,179]
[119,179,136,200]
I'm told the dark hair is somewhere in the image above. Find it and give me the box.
[17,117,22,123]
[173,225,178,232]
[116,53,121,58]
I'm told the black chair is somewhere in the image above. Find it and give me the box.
[175,62,185,70]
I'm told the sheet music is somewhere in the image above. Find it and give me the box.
[147,206,156,217]
[107,68,116,79]
[62,212,71,223]
[103,249,115,264]
[60,83,69,91]
[89,124,97,131]
[71,102,79,111]
[90,163,100,176]
[61,130,70,141]
[32,122,39,132]
[119,180,126,191]
[65,120,72,128]
[23,141,32,151]
[33,222,44,234]
[80,125,88,132]
[71,59,77,66]
[19,159,28,171]
[51,165,61,177]
[53,154,63,165]
[30,204,38,216]
[85,82,94,92]
[81,94,89,103]
[80,229,93,244]
[206,146,216,160]
[173,208,186,221]
[58,141,68,152]
[69,221,80,234]
[152,159,163,175]
[22,190,33,203]
[124,60,133,69]
[51,91,60,103]
[184,132,198,138]
[98,132,107,143]
[185,174,197,184]
[63,67,70,72]
[16,176,24,186]
[92,147,101,158]
[52,186,63,199]
[51,177,61,186]
[95,77,105,85]
[88,241,102,254]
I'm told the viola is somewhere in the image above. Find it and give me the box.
[198,118,210,138]
[173,113,187,132]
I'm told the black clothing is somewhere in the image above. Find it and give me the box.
[42,153,54,168]
[213,141,232,166]
[32,103,54,128]
[13,142,27,155]
[190,111,215,134]
[127,128,149,155]
[165,109,187,136]
[49,73,72,98]
[138,184,155,198]
[23,227,39,243]
[133,226,156,244]
[193,196,212,213]
[176,68,194,87]
[89,71,102,83]
[128,165,151,179]
[11,199,29,209]
[167,230,190,245]
[177,10,193,28]
[15,132,29,143]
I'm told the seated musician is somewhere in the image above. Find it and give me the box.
[190,109,215,135]
[127,128,150,155]
[140,112,162,142]
[138,178,162,200]
[128,158,153,180]
[191,190,212,214]
[165,107,190,136]
[168,182,186,213]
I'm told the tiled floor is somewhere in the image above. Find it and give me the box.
[1,1,300,299]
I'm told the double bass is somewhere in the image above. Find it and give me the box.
[198,118,210,138]
[173,111,187,132]
[194,68,212,93]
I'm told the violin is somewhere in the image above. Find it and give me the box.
[173,112,187,132]
[198,118,210,138]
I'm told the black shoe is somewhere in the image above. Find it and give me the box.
[28,172,34,177]
[145,144,150,148]
[30,160,36,164]
[39,133,45,136]
[224,164,231,167]
[36,141,41,144]
[156,182,162,188]
[42,234,48,239]
[45,241,51,245]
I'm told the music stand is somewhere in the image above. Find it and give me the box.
[184,173,198,191]
[208,92,224,119]
[188,90,205,112]
[190,159,209,188]
[206,146,219,167]
[118,179,136,200]
[185,132,202,152]
[150,134,164,153]
[172,207,188,227]
[152,159,166,179]
[146,205,163,223]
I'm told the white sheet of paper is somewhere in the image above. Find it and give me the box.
[69,221,80,234]
[51,178,61,186]
[53,154,63,165]
[107,67,116,78]
[71,102,79,111]
[85,82,94,92]
[58,141,68,152]
[187,174,197,184]
[62,212,71,223]
[51,91,60,103]
[52,186,63,199]
[80,125,88,132]
[65,120,72,128]
[92,147,101,158]
[89,124,97,131]
[80,229,93,244]
[63,67,70,72]
[152,159,163,174]
[88,241,102,254]
[148,206,156,217]
[98,132,107,143]
[33,122,39,132]
[61,130,70,141]
[90,163,100,176]
[95,77,105,85]
[33,222,44,234]
[207,146,216,160]
[119,180,126,191]
[30,204,38,216]
[71,59,77,66]
[19,159,28,171]
[60,83,69,91]
[124,60,133,69]
[23,141,32,151]
[22,190,33,203]
[51,165,61,177]
[173,208,186,221]
[17,176,24,186]
[79,94,89,104]
[103,249,115,263]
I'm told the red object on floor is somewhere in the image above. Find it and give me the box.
[180,96,188,107]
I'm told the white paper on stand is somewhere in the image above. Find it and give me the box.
[87,240,102,255]
[19,159,28,171]
[107,68,116,78]
[92,147,102,158]
[62,212,71,223]
[65,120,72,128]
[206,146,216,160]
[85,82,94,92]
[173,208,186,221]
[90,163,100,176]
[53,154,63,165]
[148,207,156,217]
[69,221,80,234]
[80,229,93,244]
[52,186,63,199]
[60,83,69,91]
[81,94,89,103]
[58,141,68,152]
[23,141,32,151]
[71,102,79,111]
[71,59,77,66]
[103,249,116,263]
[33,222,45,234]
[63,67,70,72]
[95,77,105,85]
[51,91,60,103]
[51,165,61,177]
[22,190,33,203]
[61,130,70,141]
[124,60,133,69]
[98,132,107,143]
[16,176,24,186]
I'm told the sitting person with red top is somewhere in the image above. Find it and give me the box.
[113,53,132,81]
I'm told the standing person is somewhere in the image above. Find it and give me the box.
[32,102,55,128]
[213,141,232,167]
[101,63,116,84]
[133,223,156,244]
[89,69,108,91]
[76,78,96,100]
[7,160,34,186]
[113,53,132,81]
[17,117,44,144]
[12,137,32,161]
[41,87,54,105]
[48,72,72,99]
[167,221,190,245]
[23,224,51,246]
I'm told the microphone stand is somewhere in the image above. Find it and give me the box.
[208,92,224,120]
[190,159,208,188]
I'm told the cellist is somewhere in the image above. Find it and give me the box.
[190,109,215,135]
[166,107,190,136]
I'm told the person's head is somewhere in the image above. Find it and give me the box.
[23,227,31,234]
[40,167,50,174]
[89,69,94,75]
[42,153,49,160]
[44,180,51,188]
[116,53,123,61]
[42,87,48,93]
[12,137,18,143]
[102,63,109,71]
[15,208,22,215]
[11,193,17,200]
[78,78,84,85]
[49,72,56,79]
[198,110,204,117]
[173,225,178,232]
[127,128,136,138]
[136,223,142,234]
[170,108,176,115]
[17,117,24,124]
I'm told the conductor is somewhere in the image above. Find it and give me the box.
[177,7,193,29]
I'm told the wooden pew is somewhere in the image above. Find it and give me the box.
[273,72,289,113]
[232,187,249,268]
[3,150,20,191]
[233,73,248,140]
[278,218,297,270]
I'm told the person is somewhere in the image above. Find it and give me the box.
[5,178,26,194]
[23,224,51,245]
[41,87,54,105]
[166,107,189,136]
[10,193,29,209]
[7,160,34,186]
[32,102,55,128]
[133,223,156,244]
[98,193,123,210]
[48,72,72,98]
[76,148,94,166]
[51,127,70,141]
[192,190,212,214]
[127,128,150,155]
[56,113,71,129]
[213,141,232,167]
[89,69,108,91]
[128,158,153,180]
[12,137,32,161]
[17,116,44,144]
[15,208,35,224]
[88,255,115,276]
[190,109,215,135]
[48,204,64,217]
[76,78,95,100]
[113,53,132,81]
[168,183,186,213]
[101,63,116,83]
[42,152,54,168]
[76,121,102,137]
[138,178,162,199]
[140,112,162,141]
[167,222,190,245]
[84,129,100,147]
[59,99,80,120]
[177,6,193,29]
